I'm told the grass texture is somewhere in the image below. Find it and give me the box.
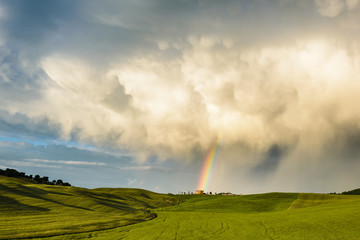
[0,176,177,239]
[1,175,360,239]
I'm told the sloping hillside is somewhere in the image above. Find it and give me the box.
[159,192,299,213]
[342,188,360,195]
[2,175,360,240]
[0,176,177,239]
[159,192,353,213]
[47,191,360,239]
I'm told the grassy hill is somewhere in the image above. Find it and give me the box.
[87,192,360,240]
[160,192,299,213]
[0,176,177,239]
[2,175,360,239]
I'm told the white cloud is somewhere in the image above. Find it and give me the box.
[127,178,136,185]
[0,159,62,169]
[314,0,360,29]
[315,0,345,17]
[8,37,360,168]
[119,166,172,172]
[346,0,360,9]
[24,158,106,166]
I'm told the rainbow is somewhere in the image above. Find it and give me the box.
[197,138,222,191]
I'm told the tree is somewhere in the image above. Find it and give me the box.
[63,182,71,186]
[34,175,40,183]
[41,176,49,184]
[0,168,71,186]
[56,179,63,186]
[5,168,21,177]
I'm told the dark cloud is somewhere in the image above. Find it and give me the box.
[252,144,287,176]
[324,122,360,162]
[0,140,197,191]
[0,111,61,140]
[0,140,130,174]
[0,49,49,102]
[2,0,77,45]
[101,80,133,113]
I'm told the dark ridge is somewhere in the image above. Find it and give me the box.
[0,168,71,186]
[342,188,360,195]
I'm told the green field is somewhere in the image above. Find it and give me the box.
[0,176,177,239]
[1,176,360,239]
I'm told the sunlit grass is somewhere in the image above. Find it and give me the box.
[2,175,360,239]
[58,192,360,240]
[0,176,177,239]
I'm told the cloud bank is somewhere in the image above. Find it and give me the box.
[1,0,360,193]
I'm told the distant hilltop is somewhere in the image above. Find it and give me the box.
[180,190,236,195]
[0,168,71,186]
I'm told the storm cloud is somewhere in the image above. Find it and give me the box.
[1,0,360,193]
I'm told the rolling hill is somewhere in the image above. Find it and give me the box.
[0,175,177,239]
[2,175,360,239]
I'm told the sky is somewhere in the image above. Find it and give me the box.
[1,0,360,194]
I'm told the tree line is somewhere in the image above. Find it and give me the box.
[341,188,360,195]
[0,168,71,186]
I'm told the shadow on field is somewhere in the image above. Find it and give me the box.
[75,191,136,212]
[0,183,92,211]
[0,195,49,212]
[76,190,126,201]
[44,190,74,196]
